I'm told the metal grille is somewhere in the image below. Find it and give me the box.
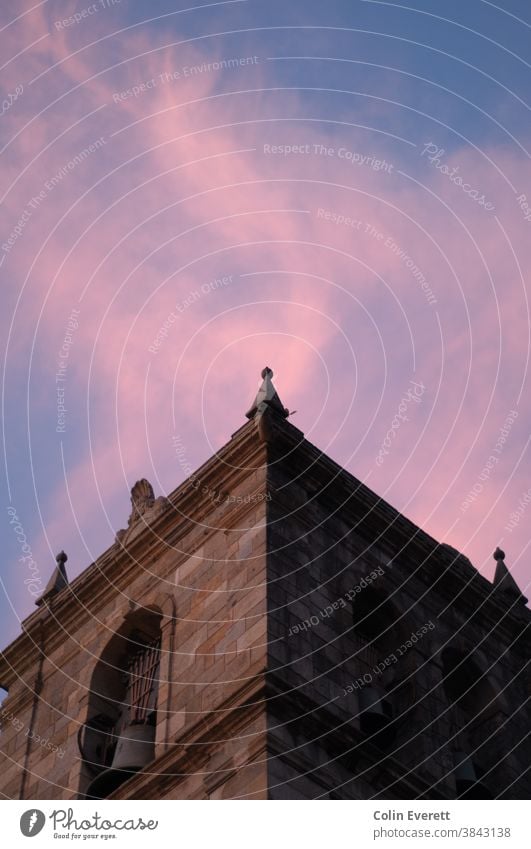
[125,635,161,725]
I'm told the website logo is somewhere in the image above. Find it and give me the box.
[20,810,46,837]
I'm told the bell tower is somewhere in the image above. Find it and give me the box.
[0,373,272,800]
[1,368,530,799]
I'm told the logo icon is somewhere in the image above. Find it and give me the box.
[20,810,46,837]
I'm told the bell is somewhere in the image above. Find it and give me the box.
[359,687,386,731]
[454,751,477,783]
[454,752,493,799]
[358,687,396,749]
[359,686,385,714]
[85,724,156,799]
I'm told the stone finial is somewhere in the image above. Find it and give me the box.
[492,547,528,605]
[246,367,289,420]
[35,551,69,607]
[245,367,290,442]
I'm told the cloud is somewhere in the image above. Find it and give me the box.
[1,5,530,636]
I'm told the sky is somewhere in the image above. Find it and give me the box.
[1,0,530,648]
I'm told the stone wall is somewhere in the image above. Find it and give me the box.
[265,422,531,799]
[0,422,270,800]
[1,417,529,800]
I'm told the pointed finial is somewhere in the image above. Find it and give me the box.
[35,550,69,606]
[492,546,528,606]
[245,366,289,421]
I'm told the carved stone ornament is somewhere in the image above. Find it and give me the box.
[115,479,169,545]
[129,478,155,525]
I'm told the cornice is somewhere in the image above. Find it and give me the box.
[107,674,267,799]
[264,673,451,799]
[266,420,530,637]
[2,415,527,689]
[0,421,267,687]
[108,672,450,800]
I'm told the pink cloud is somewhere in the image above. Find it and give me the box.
[2,4,530,626]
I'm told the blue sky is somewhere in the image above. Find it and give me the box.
[1,0,531,649]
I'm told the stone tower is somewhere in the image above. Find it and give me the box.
[0,369,529,799]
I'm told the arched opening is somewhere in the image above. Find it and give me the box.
[78,607,162,799]
[351,589,415,749]
[441,648,499,799]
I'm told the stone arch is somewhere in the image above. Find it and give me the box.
[349,586,421,749]
[440,647,504,798]
[78,605,163,799]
